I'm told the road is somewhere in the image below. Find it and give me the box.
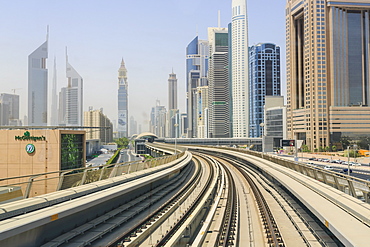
[118,148,142,163]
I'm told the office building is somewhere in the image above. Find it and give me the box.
[84,108,113,144]
[249,43,281,138]
[118,59,128,138]
[129,116,137,137]
[28,37,48,126]
[231,0,249,137]
[286,0,370,150]
[186,36,209,138]
[208,27,231,138]
[168,70,178,111]
[264,96,287,149]
[0,93,20,126]
[50,57,58,126]
[149,100,167,138]
[196,86,209,138]
[61,53,83,126]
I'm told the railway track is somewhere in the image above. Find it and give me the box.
[4,144,358,246]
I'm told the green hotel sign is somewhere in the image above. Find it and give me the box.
[15,131,46,141]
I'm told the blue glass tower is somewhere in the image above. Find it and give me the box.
[186,36,208,138]
[249,43,281,137]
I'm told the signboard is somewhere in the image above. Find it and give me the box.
[281,139,295,147]
[117,110,127,132]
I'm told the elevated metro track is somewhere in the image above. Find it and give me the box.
[0,144,370,246]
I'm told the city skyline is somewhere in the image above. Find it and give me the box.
[0,0,286,131]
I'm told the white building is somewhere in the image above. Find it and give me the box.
[28,38,48,126]
[231,0,249,137]
[59,53,83,126]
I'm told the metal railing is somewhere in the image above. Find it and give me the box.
[0,151,185,202]
[225,148,370,204]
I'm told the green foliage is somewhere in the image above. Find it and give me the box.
[300,144,311,152]
[142,154,154,160]
[325,146,330,152]
[356,136,370,149]
[61,134,83,170]
[106,149,121,165]
[319,146,324,152]
[344,149,358,158]
[115,137,129,149]
[314,148,318,152]
[340,136,351,149]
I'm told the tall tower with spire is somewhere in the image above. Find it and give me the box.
[118,59,128,138]
[28,32,48,126]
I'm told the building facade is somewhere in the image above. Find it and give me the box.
[208,27,231,138]
[249,43,281,138]
[0,93,20,126]
[63,54,83,126]
[264,96,287,149]
[231,0,249,137]
[0,129,85,197]
[149,101,167,138]
[118,59,128,138]
[186,36,209,138]
[286,0,370,150]
[84,109,113,144]
[168,70,178,111]
[28,38,48,126]
[50,57,58,126]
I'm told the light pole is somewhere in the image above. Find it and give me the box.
[174,123,179,154]
[259,123,265,157]
[347,146,350,176]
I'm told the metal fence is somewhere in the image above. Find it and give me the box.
[0,151,185,202]
[226,148,370,204]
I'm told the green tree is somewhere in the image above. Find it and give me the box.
[331,145,337,152]
[115,137,129,149]
[340,136,351,149]
[325,146,330,152]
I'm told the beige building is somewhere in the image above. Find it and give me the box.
[84,108,113,144]
[286,0,370,151]
[0,129,85,197]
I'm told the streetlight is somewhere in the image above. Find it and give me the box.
[347,146,350,176]
[259,122,265,157]
[174,123,179,155]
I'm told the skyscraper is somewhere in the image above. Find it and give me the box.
[118,59,128,138]
[231,0,249,137]
[208,27,231,138]
[28,37,48,126]
[249,43,281,138]
[168,70,178,111]
[50,57,58,126]
[286,0,370,151]
[65,52,83,126]
[186,36,209,138]
[0,93,19,125]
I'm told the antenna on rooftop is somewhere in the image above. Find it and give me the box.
[218,10,221,28]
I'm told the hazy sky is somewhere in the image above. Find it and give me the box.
[0,0,286,131]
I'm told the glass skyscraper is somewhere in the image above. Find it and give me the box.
[186,36,209,138]
[249,43,281,138]
[28,38,48,126]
